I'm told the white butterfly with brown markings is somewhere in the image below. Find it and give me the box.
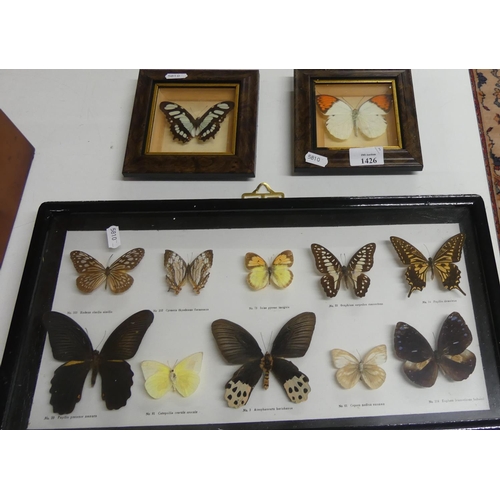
[164,249,213,294]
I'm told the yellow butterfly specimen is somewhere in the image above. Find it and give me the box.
[164,250,213,294]
[245,250,294,290]
[70,248,145,294]
[331,345,387,389]
[390,234,466,297]
[141,352,203,399]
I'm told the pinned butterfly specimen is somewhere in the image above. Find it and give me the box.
[390,234,466,297]
[141,352,203,399]
[164,249,213,294]
[394,311,476,388]
[159,101,234,143]
[316,94,392,141]
[70,248,145,294]
[42,309,154,414]
[310,243,376,298]
[212,312,316,408]
[331,345,387,390]
[245,250,294,290]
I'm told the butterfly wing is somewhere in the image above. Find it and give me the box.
[42,311,95,414]
[331,349,362,389]
[316,95,354,140]
[172,352,203,397]
[347,243,376,297]
[360,345,387,389]
[195,101,234,141]
[433,233,466,295]
[394,321,438,387]
[164,250,188,294]
[390,236,430,297]
[271,312,316,359]
[70,250,107,293]
[272,357,311,403]
[187,250,213,294]
[141,361,173,399]
[98,310,154,410]
[356,95,392,139]
[270,250,294,289]
[212,319,264,408]
[159,102,198,143]
[436,312,476,381]
[107,248,145,293]
[245,252,270,290]
[311,243,342,297]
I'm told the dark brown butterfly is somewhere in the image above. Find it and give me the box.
[311,243,376,297]
[394,311,476,387]
[42,310,154,414]
[390,234,466,297]
[70,248,145,293]
[211,312,316,408]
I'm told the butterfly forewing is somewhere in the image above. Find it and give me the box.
[212,319,263,364]
[271,312,316,358]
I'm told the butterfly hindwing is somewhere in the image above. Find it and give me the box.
[245,250,294,290]
[160,101,234,143]
[390,234,466,297]
[70,248,144,294]
[311,243,375,298]
[394,312,475,387]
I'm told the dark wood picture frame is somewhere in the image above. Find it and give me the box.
[123,70,259,180]
[1,195,500,430]
[294,69,423,175]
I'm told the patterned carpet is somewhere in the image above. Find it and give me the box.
[470,69,500,246]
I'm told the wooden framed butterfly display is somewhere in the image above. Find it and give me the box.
[164,249,213,295]
[311,243,376,298]
[212,312,316,408]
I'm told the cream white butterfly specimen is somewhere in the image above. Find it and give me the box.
[164,250,213,294]
[332,345,387,389]
[70,248,145,294]
[141,352,203,399]
[159,101,234,143]
[311,243,376,298]
[245,250,294,290]
[316,94,392,141]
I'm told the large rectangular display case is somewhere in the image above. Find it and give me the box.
[1,195,500,429]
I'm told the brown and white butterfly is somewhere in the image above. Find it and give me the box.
[212,312,316,408]
[164,250,213,294]
[70,248,145,294]
[310,243,376,298]
[390,234,466,297]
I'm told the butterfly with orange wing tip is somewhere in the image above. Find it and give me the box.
[245,250,294,290]
[316,94,392,141]
[164,250,213,294]
[394,312,476,387]
[310,243,376,298]
[212,312,316,408]
[70,248,144,294]
[159,101,234,143]
[332,345,387,389]
[43,310,154,414]
[390,234,466,297]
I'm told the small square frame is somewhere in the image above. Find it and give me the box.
[123,70,259,179]
[294,69,423,175]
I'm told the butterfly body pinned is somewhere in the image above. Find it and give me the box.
[164,250,213,294]
[141,352,203,399]
[316,94,392,141]
[390,234,466,297]
[311,243,376,298]
[332,345,387,389]
[42,310,154,414]
[70,248,144,294]
[245,250,294,290]
[160,101,234,143]
[212,312,316,408]
[394,311,476,387]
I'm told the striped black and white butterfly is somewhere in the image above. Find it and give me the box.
[212,312,316,408]
[159,101,234,143]
[42,310,154,414]
[311,243,376,298]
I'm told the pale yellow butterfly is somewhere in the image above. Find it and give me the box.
[245,250,294,290]
[141,352,203,398]
[331,345,387,389]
